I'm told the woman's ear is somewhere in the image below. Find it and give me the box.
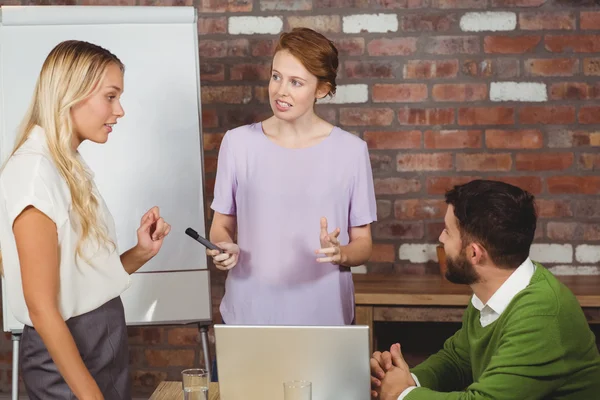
[315,82,331,100]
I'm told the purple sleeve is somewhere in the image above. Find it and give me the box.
[349,142,377,227]
[210,132,237,215]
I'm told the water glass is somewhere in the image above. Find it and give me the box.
[283,380,312,400]
[182,368,209,400]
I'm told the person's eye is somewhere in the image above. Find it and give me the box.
[292,80,303,87]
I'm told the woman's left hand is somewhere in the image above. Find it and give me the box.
[315,217,343,265]
[136,206,171,260]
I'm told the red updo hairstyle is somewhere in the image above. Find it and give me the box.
[273,27,339,99]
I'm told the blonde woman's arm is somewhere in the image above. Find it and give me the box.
[14,206,104,400]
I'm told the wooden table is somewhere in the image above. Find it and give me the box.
[353,274,600,353]
[150,381,219,400]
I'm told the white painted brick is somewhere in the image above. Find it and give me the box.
[460,12,516,32]
[343,14,398,34]
[318,84,368,104]
[228,16,283,35]
[490,82,547,102]
[529,244,573,264]
[575,244,600,264]
[352,265,367,274]
[548,265,600,276]
[398,244,438,263]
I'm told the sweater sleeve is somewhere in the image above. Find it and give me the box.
[406,315,567,400]
[409,309,472,392]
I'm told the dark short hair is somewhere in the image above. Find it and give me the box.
[445,179,537,269]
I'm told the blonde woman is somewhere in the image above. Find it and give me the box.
[0,40,171,399]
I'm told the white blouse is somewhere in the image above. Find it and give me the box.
[0,125,131,327]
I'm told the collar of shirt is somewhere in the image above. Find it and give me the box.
[471,257,536,327]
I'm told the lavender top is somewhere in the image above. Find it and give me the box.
[211,122,377,325]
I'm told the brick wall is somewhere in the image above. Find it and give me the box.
[1,0,599,396]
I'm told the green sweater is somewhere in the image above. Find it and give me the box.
[406,264,600,400]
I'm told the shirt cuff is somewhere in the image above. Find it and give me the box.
[397,386,418,400]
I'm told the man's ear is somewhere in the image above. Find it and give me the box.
[468,242,487,266]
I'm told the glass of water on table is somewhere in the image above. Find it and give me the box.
[182,368,209,400]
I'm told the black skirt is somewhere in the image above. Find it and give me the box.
[20,296,131,400]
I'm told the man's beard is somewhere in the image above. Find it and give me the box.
[445,247,480,285]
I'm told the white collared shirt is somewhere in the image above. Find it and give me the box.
[0,125,132,327]
[397,258,536,399]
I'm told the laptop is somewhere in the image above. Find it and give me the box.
[214,325,371,400]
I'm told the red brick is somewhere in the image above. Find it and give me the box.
[456,153,512,172]
[198,0,252,12]
[485,130,543,149]
[546,130,600,148]
[519,106,575,124]
[546,222,578,241]
[205,154,218,173]
[255,86,269,104]
[198,17,227,34]
[488,176,543,194]
[583,224,600,241]
[424,130,482,149]
[422,36,480,55]
[316,107,337,125]
[313,0,350,6]
[373,84,428,103]
[377,200,393,219]
[580,153,600,170]
[400,14,458,32]
[547,176,600,194]
[223,107,271,128]
[353,0,428,8]
[364,131,422,149]
[394,199,447,220]
[131,370,168,391]
[367,38,418,56]
[397,153,453,171]
[519,12,575,30]
[462,59,520,78]
[200,39,249,58]
[584,58,600,76]
[374,177,422,195]
[404,60,458,79]
[201,86,252,104]
[369,243,396,263]
[230,63,271,81]
[200,63,225,82]
[168,328,200,346]
[545,35,600,53]
[515,153,574,171]
[581,12,600,30]
[398,108,455,126]
[426,222,447,242]
[370,153,395,174]
[333,38,366,56]
[202,109,219,128]
[373,221,424,240]
[575,199,600,218]
[549,82,600,100]
[431,0,486,7]
[432,84,487,102]
[127,327,164,345]
[525,58,578,77]
[261,0,311,10]
[536,199,573,218]
[491,0,547,5]
[203,133,225,151]
[287,15,341,33]
[579,106,600,124]
[251,39,277,57]
[427,176,480,195]
[458,107,514,125]
[145,349,195,367]
[345,61,398,79]
[340,108,394,126]
[484,36,540,54]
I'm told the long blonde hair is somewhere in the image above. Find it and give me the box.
[0,40,124,274]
